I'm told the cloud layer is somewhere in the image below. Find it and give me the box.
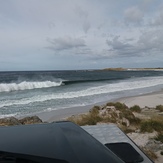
[47,37,86,51]
[0,0,163,70]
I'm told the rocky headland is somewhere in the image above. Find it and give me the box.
[0,115,42,126]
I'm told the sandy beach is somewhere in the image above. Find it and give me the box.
[37,90,163,122]
[118,91,163,108]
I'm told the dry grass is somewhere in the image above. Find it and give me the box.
[67,102,142,130]
[120,127,136,134]
[141,147,158,161]
[67,102,163,135]
[67,102,163,162]
[106,102,128,110]
[67,106,102,126]
[140,116,163,133]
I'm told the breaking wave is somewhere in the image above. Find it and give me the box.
[1,76,163,108]
[0,78,128,93]
[0,80,62,92]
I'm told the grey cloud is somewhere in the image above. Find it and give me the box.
[74,6,88,19]
[47,36,86,51]
[74,6,91,34]
[106,36,133,51]
[48,22,55,30]
[124,6,144,25]
[137,29,163,51]
[149,9,163,26]
[1,0,163,70]
[83,20,91,33]
[106,29,163,58]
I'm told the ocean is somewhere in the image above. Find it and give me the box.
[0,70,163,118]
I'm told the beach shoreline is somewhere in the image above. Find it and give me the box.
[36,90,163,122]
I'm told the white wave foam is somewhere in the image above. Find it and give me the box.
[0,81,62,92]
[0,76,163,108]
[43,108,57,112]
[0,113,18,119]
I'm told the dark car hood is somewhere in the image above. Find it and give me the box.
[0,122,124,163]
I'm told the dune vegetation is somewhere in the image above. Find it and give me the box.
[67,102,163,161]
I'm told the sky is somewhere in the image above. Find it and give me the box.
[0,0,163,71]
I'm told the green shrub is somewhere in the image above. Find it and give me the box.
[161,151,163,155]
[140,120,163,133]
[119,109,141,125]
[155,133,163,143]
[140,121,154,133]
[122,122,127,126]
[130,117,141,125]
[67,108,103,126]
[106,102,128,110]
[110,112,118,118]
[121,110,134,120]
[130,105,141,113]
[89,106,100,115]
[156,105,163,112]
[114,102,128,110]
[106,102,115,106]
[103,115,116,123]
[80,114,102,125]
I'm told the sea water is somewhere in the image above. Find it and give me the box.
[0,70,163,118]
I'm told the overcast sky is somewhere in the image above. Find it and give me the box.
[0,0,163,71]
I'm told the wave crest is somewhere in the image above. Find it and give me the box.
[0,81,62,92]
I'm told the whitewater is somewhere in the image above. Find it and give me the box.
[0,81,62,92]
[0,70,163,118]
